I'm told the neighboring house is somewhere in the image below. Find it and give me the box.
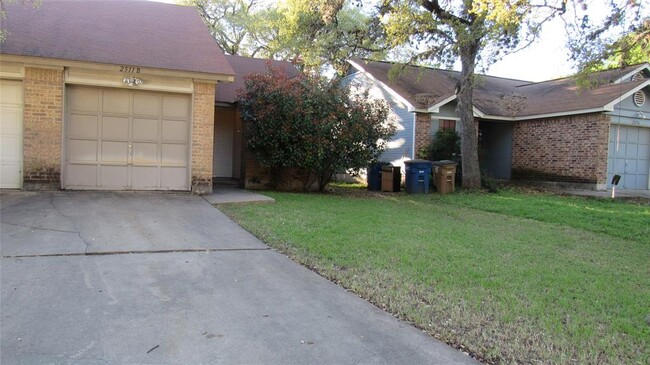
[345,59,650,190]
[213,55,301,189]
[0,0,235,194]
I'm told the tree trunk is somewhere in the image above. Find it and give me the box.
[457,43,481,189]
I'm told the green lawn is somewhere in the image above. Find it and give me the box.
[218,187,650,364]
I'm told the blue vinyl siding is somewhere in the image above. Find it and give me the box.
[343,72,415,167]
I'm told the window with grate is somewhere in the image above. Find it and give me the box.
[632,72,645,81]
[634,90,646,107]
[440,119,456,130]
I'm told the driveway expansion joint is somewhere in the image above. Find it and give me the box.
[1,247,271,259]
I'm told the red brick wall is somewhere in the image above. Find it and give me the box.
[191,82,216,194]
[414,112,432,158]
[512,113,609,185]
[23,67,64,190]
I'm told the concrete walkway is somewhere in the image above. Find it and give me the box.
[204,185,275,204]
[550,188,650,200]
[0,191,478,365]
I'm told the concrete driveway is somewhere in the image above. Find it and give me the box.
[1,191,478,365]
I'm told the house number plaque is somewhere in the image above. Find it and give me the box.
[119,66,141,73]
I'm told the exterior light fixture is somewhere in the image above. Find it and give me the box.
[122,76,143,87]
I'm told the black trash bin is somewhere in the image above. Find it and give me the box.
[367,162,390,191]
[405,159,432,194]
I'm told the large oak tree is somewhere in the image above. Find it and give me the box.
[378,0,647,189]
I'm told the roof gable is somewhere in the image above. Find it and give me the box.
[216,55,301,104]
[349,59,650,120]
[1,0,234,76]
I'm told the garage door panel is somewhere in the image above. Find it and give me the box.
[101,141,128,163]
[132,142,158,164]
[638,145,649,159]
[639,129,650,144]
[68,114,98,139]
[133,93,160,116]
[102,90,130,114]
[132,167,158,189]
[161,167,187,189]
[0,136,21,160]
[68,140,97,162]
[66,165,98,187]
[100,166,128,188]
[66,86,189,191]
[133,118,159,141]
[0,107,22,133]
[625,144,638,158]
[69,88,99,112]
[102,117,129,140]
[1,163,21,188]
[0,80,23,189]
[607,125,650,190]
[161,144,186,165]
[162,95,190,118]
[162,120,187,142]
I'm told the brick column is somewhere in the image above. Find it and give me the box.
[414,112,432,158]
[23,67,64,190]
[191,81,216,194]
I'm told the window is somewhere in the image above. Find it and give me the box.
[440,119,456,130]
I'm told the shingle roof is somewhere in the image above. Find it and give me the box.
[350,59,649,119]
[1,0,235,76]
[216,55,301,103]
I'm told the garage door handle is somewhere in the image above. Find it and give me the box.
[128,144,133,161]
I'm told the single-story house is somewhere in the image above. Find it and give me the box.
[212,55,300,188]
[345,59,650,190]
[0,0,235,194]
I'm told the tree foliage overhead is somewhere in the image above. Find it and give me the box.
[567,1,649,72]
[237,66,395,191]
[187,0,386,75]
[182,0,268,56]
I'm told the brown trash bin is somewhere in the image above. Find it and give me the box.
[381,166,401,192]
[432,160,457,194]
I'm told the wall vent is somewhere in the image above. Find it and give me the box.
[634,90,646,107]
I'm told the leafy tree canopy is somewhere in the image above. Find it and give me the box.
[186,0,386,75]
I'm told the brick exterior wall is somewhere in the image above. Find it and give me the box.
[512,113,610,185]
[23,67,64,190]
[414,112,432,158]
[191,82,216,194]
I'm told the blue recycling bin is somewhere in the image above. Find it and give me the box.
[367,162,391,191]
[405,159,432,194]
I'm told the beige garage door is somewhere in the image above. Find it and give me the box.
[65,86,190,190]
[0,79,23,189]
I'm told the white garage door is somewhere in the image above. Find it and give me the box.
[65,86,190,190]
[0,79,23,189]
[608,125,650,190]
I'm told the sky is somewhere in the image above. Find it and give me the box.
[150,0,646,82]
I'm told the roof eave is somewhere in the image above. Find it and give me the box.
[604,79,650,109]
[614,63,650,84]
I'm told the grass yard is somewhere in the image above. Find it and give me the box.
[218,186,650,364]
